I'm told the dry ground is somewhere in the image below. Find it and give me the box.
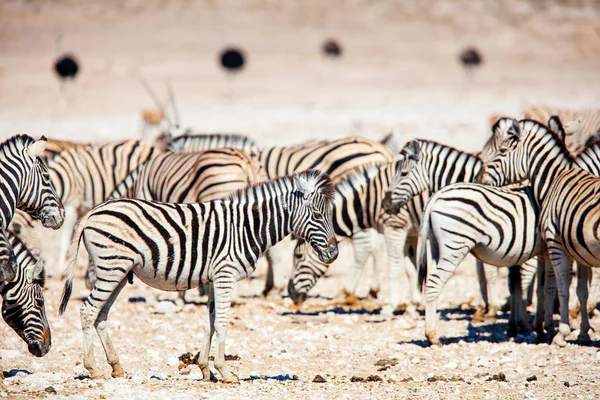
[1,0,600,398]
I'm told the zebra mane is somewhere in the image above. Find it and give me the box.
[0,134,37,154]
[226,169,334,204]
[408,139,477,159]
[520,119,574,162]
[169,133,259,152]
[335,163,390,197]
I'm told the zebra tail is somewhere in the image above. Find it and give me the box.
[59,214,88,315]
[107,161,145,200]
[417,202,437,291]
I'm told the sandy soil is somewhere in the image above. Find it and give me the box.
[1,0,600,398]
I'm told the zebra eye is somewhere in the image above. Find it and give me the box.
[312,211,323,221]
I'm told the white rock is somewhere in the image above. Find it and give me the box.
[411,356,420,364]
[444,361,458,370]
[476,357,490,367]
[595,351,600,362]
[153,300,178,314]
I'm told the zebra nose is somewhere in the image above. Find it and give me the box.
[327,238,339,262]
[287,280,307,304]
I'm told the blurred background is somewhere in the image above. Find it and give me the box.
[0,0,599,150]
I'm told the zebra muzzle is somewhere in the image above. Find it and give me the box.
[382,191,401,214]
[38,206,65,229]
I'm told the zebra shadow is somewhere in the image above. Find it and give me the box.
[3,369,32,378]
[280,306,380,316]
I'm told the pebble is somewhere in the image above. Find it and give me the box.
[595,351,600,362]
[153,300,178,314]
[476,357,490,367]
[444,362,458,370]
[167,357,179,366]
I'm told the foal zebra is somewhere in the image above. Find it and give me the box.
[480,119,600,346]
[1,231,50,372]
[59,170,338,382]
[0,135,64,279]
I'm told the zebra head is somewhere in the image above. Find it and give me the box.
[1,258,51,358]
[477,118,526,186]
[17,136,65,229]
[383,140,426,214]
[287,238,328,304]
[290,170,338,265]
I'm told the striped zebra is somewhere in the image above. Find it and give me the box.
[83,148,265,290]
[381,139,546,341]
[159,132,259,155]
[58,170,337,382]
[0,135,64,279]
[479,118,600,347]
[1,231,50,372]
[46,140,159,269]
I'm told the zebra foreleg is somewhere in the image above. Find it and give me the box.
[212,276,238,384]
[382,227,417,317]
[546,246,573,347]
[368,231,387,299]
[95,278,129,378]
[341,231,372,299]
[534,256,548,342]
[576,264,591,344]
[196,282,216,381]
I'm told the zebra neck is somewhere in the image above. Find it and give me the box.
[230,190,293,262]
[421,143,483,192]
[527,135,572,205]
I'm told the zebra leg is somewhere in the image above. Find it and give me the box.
[474,261,488,321]
[263,240,288,297]
[212,277,238,383]
[368,231,387,299]
[588,267,600,316]
[544,255,557,340]
[534,257,549,342]
[576,264,591,344]
[546,247,573,347]
[80,268,131,379]
[196,282,216,381]
[95,278,128,378]
[483,264,500,318]
[342,231,372,298]
[58,204,79,268]
[382,228,415,317]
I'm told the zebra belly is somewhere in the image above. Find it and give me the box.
[132,265,203,292]
[471,245,540,268]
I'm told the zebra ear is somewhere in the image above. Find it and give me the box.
[506,119,522,141]
[27,136,47,159]
[293,173,314,201]
[548,116,566,141]
[400,140,420,162]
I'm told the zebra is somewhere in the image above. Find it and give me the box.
[0,135,65,279]
[58,170,338,382]
[45,140,159,269]
[158,131,259,155]
[479,118,600,347]
[83,148,266,291]
[288,162,422,315]
[1,231,51,376]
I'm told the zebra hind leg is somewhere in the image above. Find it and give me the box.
[546,246,573,347]
[196,282,216,382]
[576,264,591,344]
[212,276,238,383]
[95,278,129,378]
[80,266,131,379]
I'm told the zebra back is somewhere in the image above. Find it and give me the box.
[166,133,259,155]
[48,139,159,207]
[258,136,394,181]
[0,230,50,357]
[41,138,90,165]
[109,148,265,203]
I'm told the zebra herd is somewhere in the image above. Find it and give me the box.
[1,105,600,383]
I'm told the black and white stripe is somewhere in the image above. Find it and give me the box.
[165,132,259,155]
[58,170,337,382]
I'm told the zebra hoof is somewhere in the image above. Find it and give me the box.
[368,289,379,300]
[577,333,591,345]
[535,331,549,344]
[111,364,127,379]
[472,307,486,322]
[507,323,518,338]
[426,332,442,347]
